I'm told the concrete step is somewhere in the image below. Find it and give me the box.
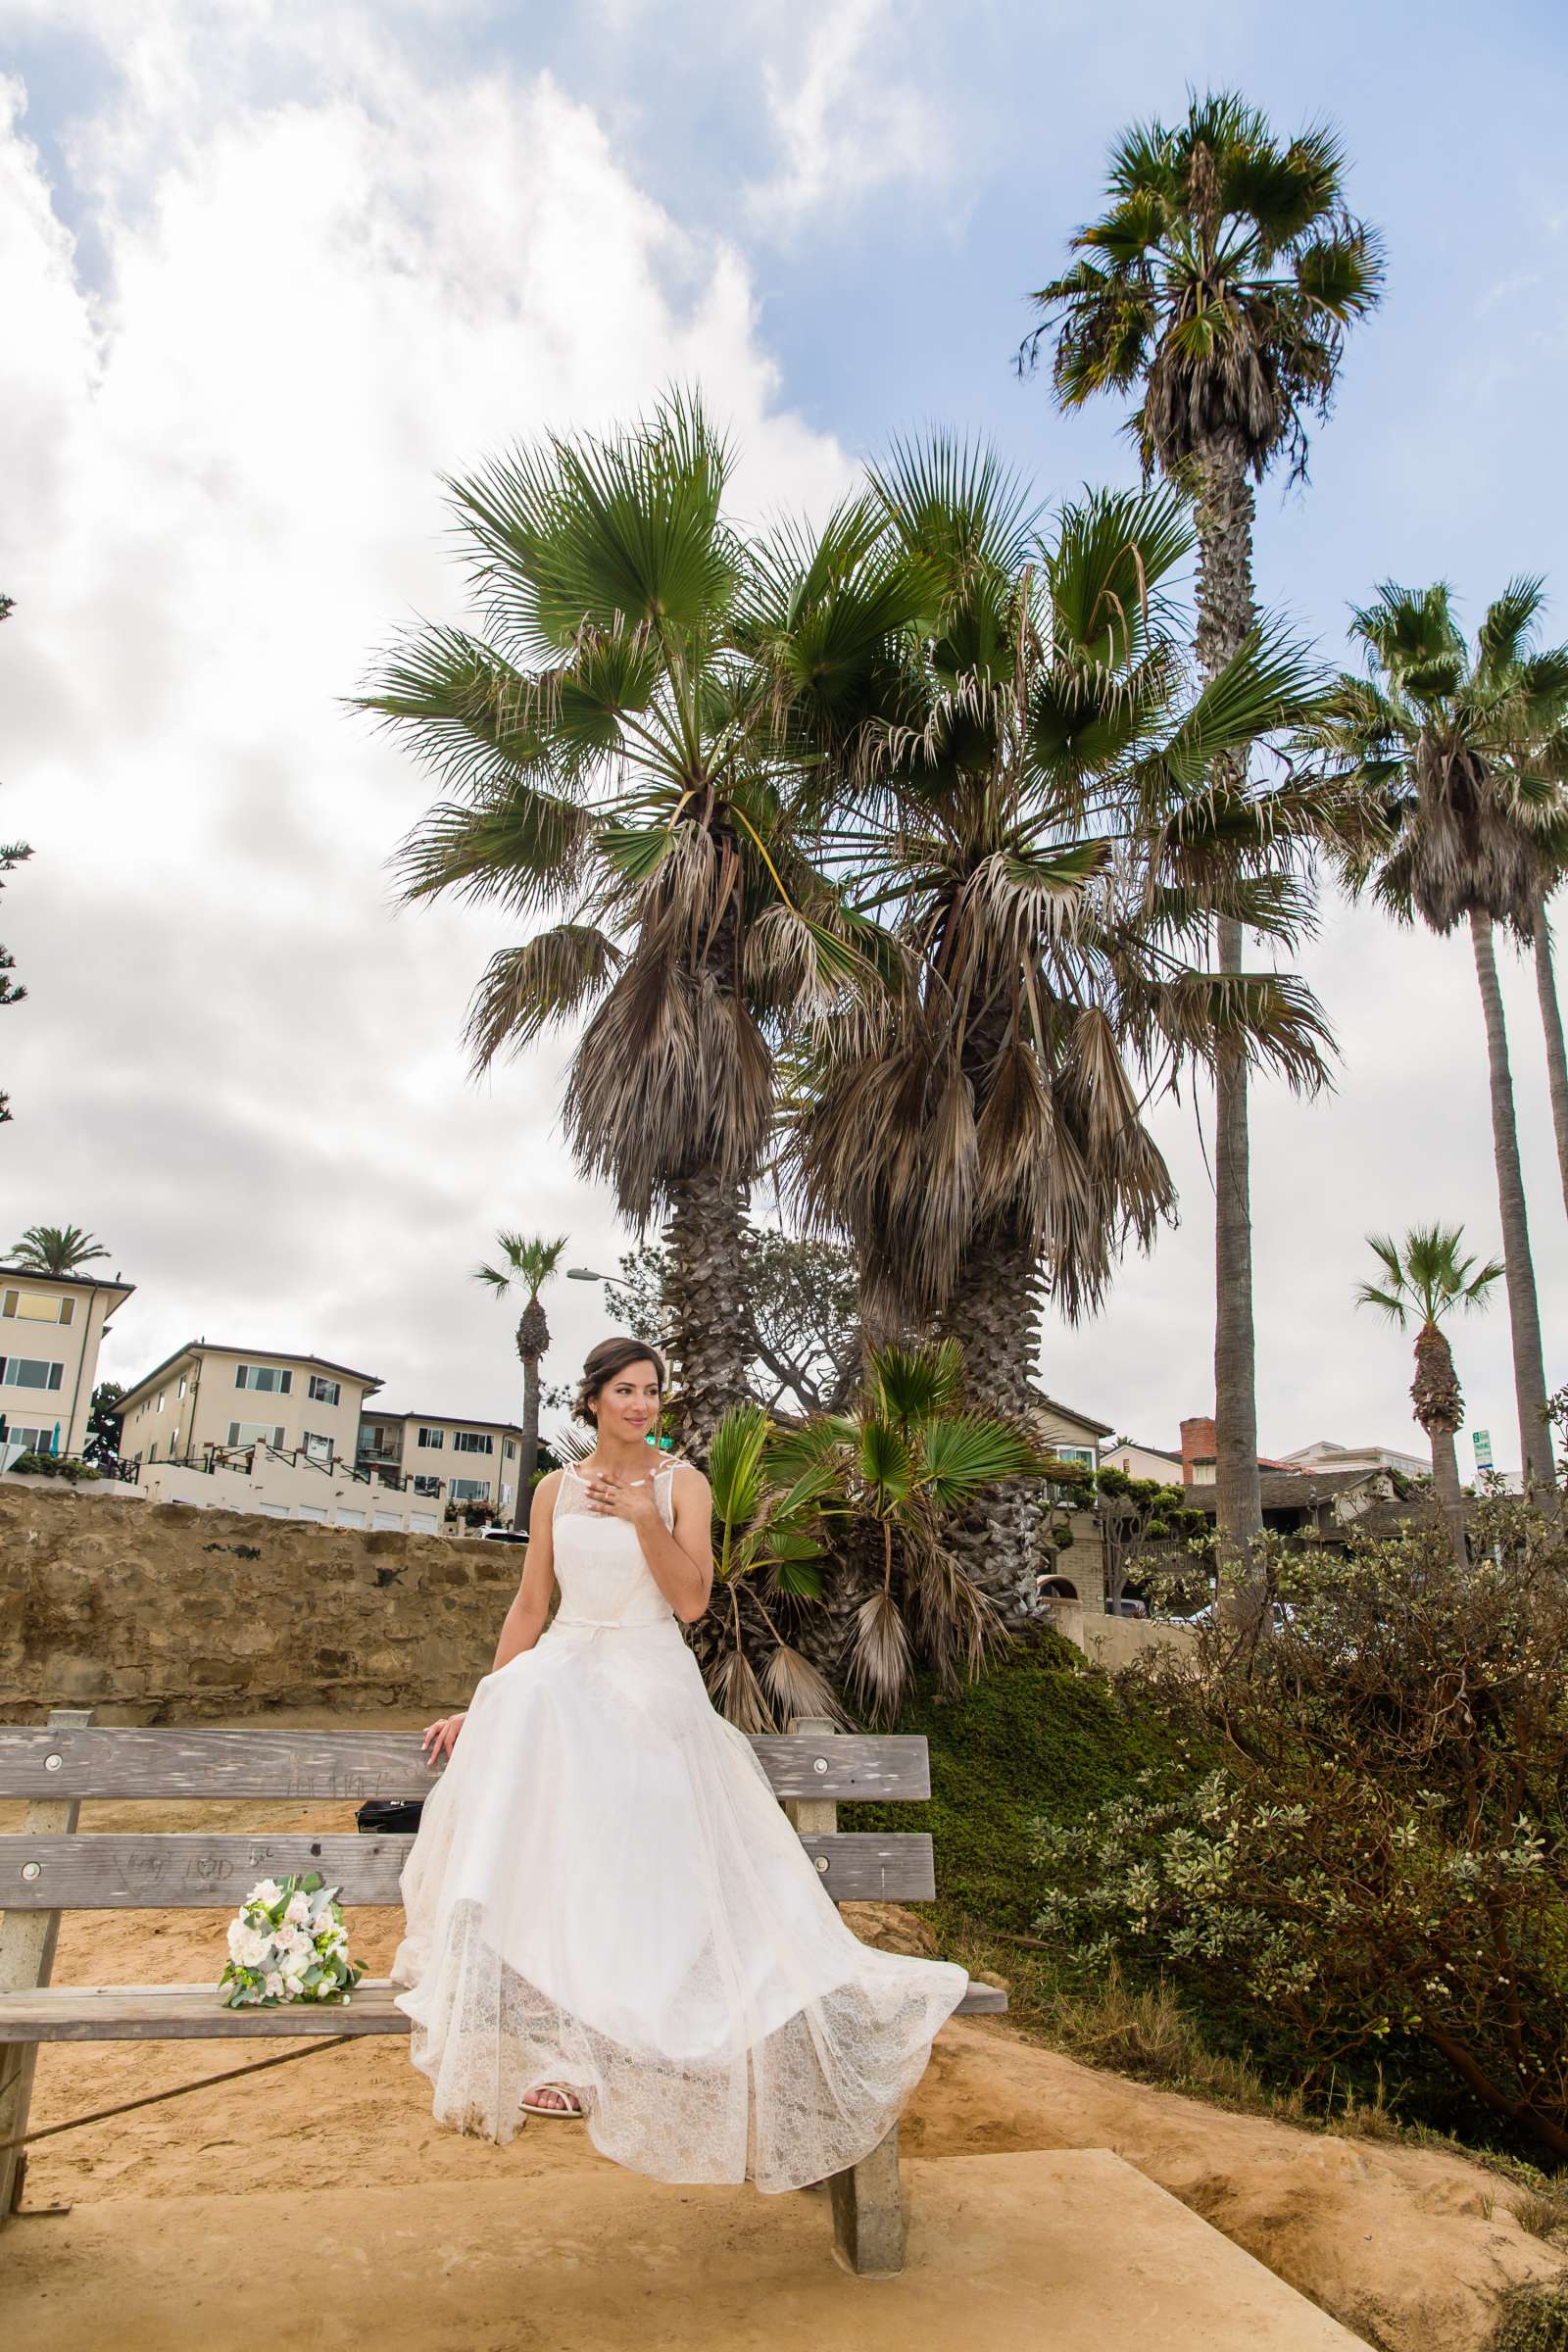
[3,2147,1364,2350]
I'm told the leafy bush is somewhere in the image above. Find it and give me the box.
[854,1619,1200,1930]
[1486,2281,1568,2352]
[9,1449,56,1475]
[1031,1503,1568,2162]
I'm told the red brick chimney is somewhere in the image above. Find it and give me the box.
[1179,1415,1216,1486]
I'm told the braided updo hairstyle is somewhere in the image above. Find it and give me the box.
[571,1335,668,1428]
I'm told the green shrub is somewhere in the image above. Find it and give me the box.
[1487,2282,1568,2352]
[1031,1508,1568,2164]
[854,1621,1200,1932]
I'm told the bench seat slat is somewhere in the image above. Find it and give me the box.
[0,1831,937,1908]
[0,1727,930,1803]
[0,1974,1006,2042]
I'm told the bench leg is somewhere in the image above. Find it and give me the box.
[0,1705,94,2229]
[827,2123,906,2277]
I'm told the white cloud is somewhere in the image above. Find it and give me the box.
[0,12,853,1422]
[746,0,947,232]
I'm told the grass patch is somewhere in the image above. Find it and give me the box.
[1487,2283,1568,2352]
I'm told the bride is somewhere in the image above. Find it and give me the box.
[389,1334,969,2193]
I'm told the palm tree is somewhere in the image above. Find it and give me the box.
[6,1224,111,1275]
[1022,90,1383,1562]
[1528,881,1568,1218]
[472,1232,568,1527]
[1355,1224,1502,1560]
[699,1342,1046,1729]
[1313,581,1568,1492]
[782,450,1331,1612]
[360,395,900,1459]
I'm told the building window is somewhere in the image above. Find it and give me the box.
[157,1391,166,1412]
[308,1374,341,1405]
[235,1364,292,1394]
[413,1474,442,1496]
[504,1439,517,1460]
[177,1374,187,1398]
[302,1431,332,1464]
[453,1431,494,1455]
[1049,1445,1097,1467]
[227,1421,287,1448]
[2,1290,73,1325]
[416,1426,445,1450]
[1,1357,65,1392]
[451,1477,491,1501]
[8,1423,60,1454]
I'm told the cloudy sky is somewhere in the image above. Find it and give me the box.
[2,0,1565,1471]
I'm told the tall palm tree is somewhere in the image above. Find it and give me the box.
[1527,880,1568,1218]
[6,1224,111,1275]
[1023,91,1383,1563]
[781,450,1332,1613]
[1355,1224,1502,1560]
[1313,581,1568,1491]
[359,395,899,1459]
[472,1231,568,1527]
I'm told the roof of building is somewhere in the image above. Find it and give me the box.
[116,1342,384,1416]
[0,1264,136,1299]
[1348,1495,1455,1540]
[364,1408,526,1438]
[1028,1391,1114,1440]
[1183,1467,1389,1514]
[1106,1439,1182,1463]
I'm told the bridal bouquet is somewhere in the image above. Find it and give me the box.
[219,1870,365,2008]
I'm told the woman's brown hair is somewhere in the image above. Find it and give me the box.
[571,1335,667,1427]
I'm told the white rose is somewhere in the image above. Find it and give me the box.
[284,1892,311,1925]
[251,1880,282,1908]
[264,1970,285,1998]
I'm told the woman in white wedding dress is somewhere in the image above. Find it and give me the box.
[389,1336,969,2193]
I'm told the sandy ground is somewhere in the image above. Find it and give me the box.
[3,1709,1564,2352]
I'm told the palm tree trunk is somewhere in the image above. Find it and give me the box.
[1410,1320,1466,1565]
[514,1353,540,1531]
[662,1167,756,1464]
[1194,435,1263,1569]
[1531,887,1568,1220]
[1471,909,1555,1492]
[943,1223,1048,1624]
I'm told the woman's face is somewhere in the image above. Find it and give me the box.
[593,1360,662,1445]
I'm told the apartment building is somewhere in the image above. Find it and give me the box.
[358,1409,526,1515]
[0,1265,136,1459]
[118,1343,382,1470]
[1029,1391,1113,1470]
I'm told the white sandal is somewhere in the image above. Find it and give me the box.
[520,2082,585,2118]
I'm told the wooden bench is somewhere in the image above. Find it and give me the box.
[0,1708,1004,2276]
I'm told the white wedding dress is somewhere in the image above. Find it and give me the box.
[389,1456,969,2191]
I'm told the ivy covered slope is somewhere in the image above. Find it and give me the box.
[850,1621,1196,1932]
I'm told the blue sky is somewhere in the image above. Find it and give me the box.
[2,1,1565,1470]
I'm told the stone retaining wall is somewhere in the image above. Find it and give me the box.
[0,1487,520,1724]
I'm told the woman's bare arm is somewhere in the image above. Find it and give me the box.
[489,1472,562,1667]
[420,1478,562,1764]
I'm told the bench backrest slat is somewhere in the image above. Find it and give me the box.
[0,1726,928,1803]
[0,1830,935,1909]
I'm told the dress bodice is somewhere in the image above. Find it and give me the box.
[551,1458,679,1631]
